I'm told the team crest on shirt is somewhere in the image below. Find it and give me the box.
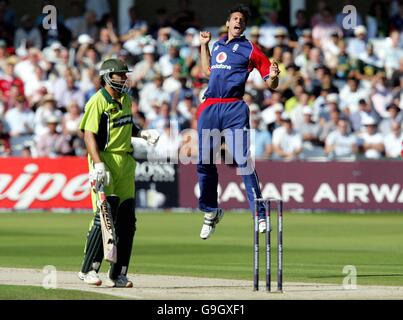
[216,52,227,63]
[232,44,239,52]
[109,107,119,114]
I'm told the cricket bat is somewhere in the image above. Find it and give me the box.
[96,185,117,264]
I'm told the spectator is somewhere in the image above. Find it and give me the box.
[382,30,403,78]
[248,26,264,51]
[310,0,327,27]
[14,15,42,49]
[4,95,34,155]
[0,3,401,161]
[163,64,184,94]
[139,73,170,116]
[319,107,341,144]
[390,0,403,32]
[180,27,200,71]
[325,118,358,159]
[57,72,85,111]
[85,0,110,22]
[334,40,352,81]
[384,121,403,158]
[36,116,72,157]
[0,39,9,71]
[350,98,381,133]
[259,10,285,49]
[121,5,148,37]
[250,115,272,159]
[358,117,384,159]
[153,120,181,160]
[346,26,368,60]
[171,0,200,34]
[289,9,310,41]
[4,95,34,137]
[23,65,49,102]
[76,11,99,40]
[272,114,302,160]
[390,57,403,88]
[379,103,403,135]
[0,1,14,45]
[356,42,384,78]
[339,77,370,114]
[322,31,341,70]
[0,57,24,104]
[267,103,284,135]
[261,102,283,128]
[149,8,171,39]
[0,0,14,25]
[95,24,119,58]
[289,91,311,129]
[62,101,85,156]
[175,92,195,130]
[64,1,86,39]
[132,45,160,89]
[159,40,183,77]
[370,72,394,118]
[312,7,342,49]
[34,94,63,137]
[294,40,312,77]
[299,106,322,158]
[14,48,44,84]
[366,0,390,39]
[171,71,193,109]
[0,117,10,156]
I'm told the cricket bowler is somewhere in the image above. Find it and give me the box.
[198,4,280,239]
[78,58,160,287]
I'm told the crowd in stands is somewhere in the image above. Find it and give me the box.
[0,0,402,161]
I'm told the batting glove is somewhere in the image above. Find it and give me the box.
[89,162,110,192]
[140,129,160,145]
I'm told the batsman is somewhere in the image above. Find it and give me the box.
[78,59,160,287]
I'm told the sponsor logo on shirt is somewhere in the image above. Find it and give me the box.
[211,64,232,70]
[113,115,132,128]
[216,52,227,63]
[211,52,231,70]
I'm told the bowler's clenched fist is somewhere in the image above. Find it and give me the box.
[200,31,211,45]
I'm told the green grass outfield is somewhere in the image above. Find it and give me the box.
[0,211,403,286]
[0,285,122,300]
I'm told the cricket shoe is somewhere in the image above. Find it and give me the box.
[78,270,102,286]
[200,209,224,240]
[258,218,267,233]
[105,275,133,288]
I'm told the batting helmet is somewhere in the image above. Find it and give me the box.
[99,59,131,94]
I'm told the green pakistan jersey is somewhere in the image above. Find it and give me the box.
[80,88,133,153]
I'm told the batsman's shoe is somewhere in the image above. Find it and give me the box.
[78,270,102,286]
[105,275,133,288]
[200,209,224,240]
[258,218,267,233]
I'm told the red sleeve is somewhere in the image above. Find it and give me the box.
[249,43,271,80]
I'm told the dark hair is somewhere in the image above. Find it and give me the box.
[227,4,251,25]
[368,0,388,18]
